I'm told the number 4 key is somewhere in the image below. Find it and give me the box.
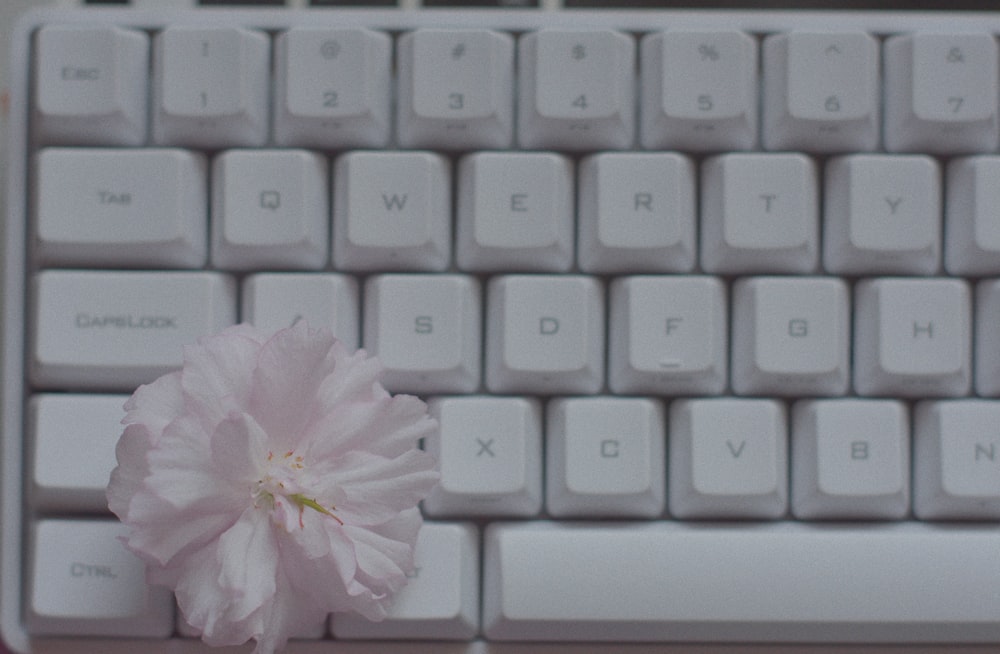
[519,29,635,150]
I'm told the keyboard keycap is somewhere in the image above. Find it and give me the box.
[274,28,391,148]
[34,148,207,269]
[29,394,129,513]
[363,274,481,394]
[577,152,696,273]
[518,29,635,150]
[884,32,999,154]
[762,31,879,152]
[33,25,148,146]
[332,151,451,271]
[640,30,757,151]
[700,153,819,274]
[397,29,514,149]
[210,149,329,270]
[153,27,269,147]
[485,275,604,394]
[483,521,1000,642]
[976,279,1000,397]
[607,275,727,395]
[791,399,910,520]
[31,270,237,390]
[424,397,543,518]
[731,276,849,396]
[456,152,573,272]
[854,278,971,398]
[824,154,941,275]
[28,520,174,638]
[241,273,360,348]
[546,397,665,518]
[914,400,1000,519]
[945,156,1000,276]
[332,522,480,640]
[668,398,788,519]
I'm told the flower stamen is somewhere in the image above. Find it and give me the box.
[290,493,345,526]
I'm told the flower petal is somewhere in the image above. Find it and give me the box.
[124,510,237,568]
[246,323,337,452]
[181,325,266,424]
[340,508,423,620]
[142,414,235,512]
[215,507,278,622]
[306,394,437,461]
[309,450,439,526]
[122,371,184,437]
[315,342,383,406]
[210,411,268,484]
[170,544,262,648]
[106,423,154,519]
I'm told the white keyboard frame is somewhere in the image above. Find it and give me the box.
[6,7,1000,653]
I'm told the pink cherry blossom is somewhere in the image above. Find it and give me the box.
[106,322,440,653]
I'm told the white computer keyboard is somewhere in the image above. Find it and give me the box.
[4,4,1000,654]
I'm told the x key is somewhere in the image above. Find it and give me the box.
[424,397,542,518]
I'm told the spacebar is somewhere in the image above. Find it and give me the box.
[483,521,1000,643]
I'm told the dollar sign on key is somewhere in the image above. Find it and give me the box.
[572,44,586,60]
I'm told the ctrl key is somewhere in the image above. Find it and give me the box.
[27,520,174,638]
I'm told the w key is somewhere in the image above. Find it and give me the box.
[31,271,236,391]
